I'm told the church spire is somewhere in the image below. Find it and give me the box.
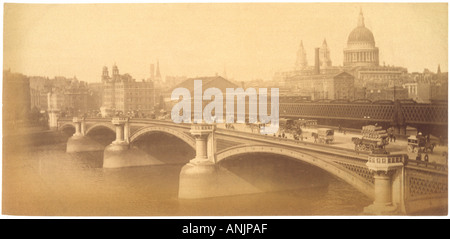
[319,38,332,67]
[295,40,308,68]
[358,7,365,27]
[437,64,441,74]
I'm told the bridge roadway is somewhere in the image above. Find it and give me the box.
[57,117,448,215]
[228,123,448,165]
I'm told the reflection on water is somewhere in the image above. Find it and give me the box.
[2,131,373,216]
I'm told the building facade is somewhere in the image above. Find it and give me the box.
[28,75,96,116]
[3,70,31,123]
[286,71,355,100]
[272,9,445,102]
[101,64,155,117]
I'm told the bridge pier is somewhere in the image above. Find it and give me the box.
[179,123,262,199]
[363,153,407,215]
[178,123,218,199]
[66,117,105,153]
[103,117,161,168]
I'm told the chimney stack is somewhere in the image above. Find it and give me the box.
[315,47,320,75]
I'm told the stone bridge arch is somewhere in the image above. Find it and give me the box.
[58,122,76,131]
[215,144,375,199]
[129,126,196,149]
[85,122,116,135]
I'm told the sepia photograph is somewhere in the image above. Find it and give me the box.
[1,1,448,218]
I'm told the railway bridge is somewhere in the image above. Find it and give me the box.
[278,100,448,137]
[57,117,447,215]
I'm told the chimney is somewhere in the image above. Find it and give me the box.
[315,47,320,75]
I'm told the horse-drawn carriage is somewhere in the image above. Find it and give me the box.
[407,134,435,153]
[279,118,303,138]
[312,128,334,144]
[352,125,389,153]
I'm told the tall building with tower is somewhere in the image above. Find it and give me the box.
[342,9,408,100]
[319,39,332,68]
[273,8,413,101]
[101,64,155,117]
[343,9,379,67]
[295,41,308,69]
[148,60,162,83]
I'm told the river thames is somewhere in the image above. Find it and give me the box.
[3,129,375,216]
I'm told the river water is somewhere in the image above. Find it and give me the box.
[2,129,373,216]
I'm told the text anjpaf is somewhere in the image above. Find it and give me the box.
[182,223,268,236]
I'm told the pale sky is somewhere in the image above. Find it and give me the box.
[2,2,448,83]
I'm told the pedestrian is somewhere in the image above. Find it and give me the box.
[393,135,396,142]
[416,152,422,161]
[424,154,429,162]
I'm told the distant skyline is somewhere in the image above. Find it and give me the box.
[3,2,448,83]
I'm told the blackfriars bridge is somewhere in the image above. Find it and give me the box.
[56,117,447,215]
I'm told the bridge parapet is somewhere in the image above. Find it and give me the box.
[406,160,448,172]
[367,153,407,173]
[112,117,129,125]
[72,117,81,123]
[190,123,215,135]
[403,161,448,214]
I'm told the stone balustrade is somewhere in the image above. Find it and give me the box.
[111,117,129,125]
